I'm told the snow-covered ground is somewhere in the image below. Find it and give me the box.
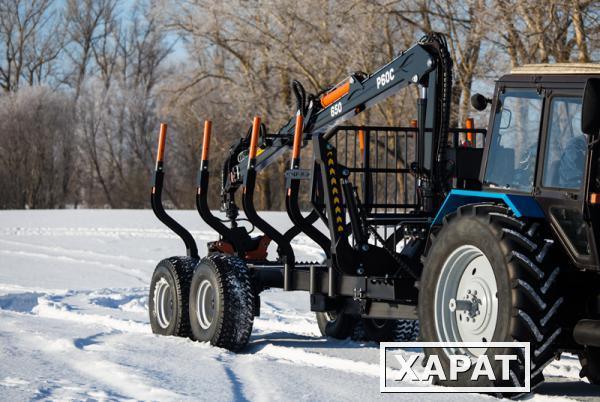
[0,209,598,401]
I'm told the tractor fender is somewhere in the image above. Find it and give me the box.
[432,189,545,226]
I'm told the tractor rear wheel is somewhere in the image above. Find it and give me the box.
[188,253,255,352]
[419,204,563,391]
[149,257,196,337]
[396,319,420,342]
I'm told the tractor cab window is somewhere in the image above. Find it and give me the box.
[484,90,543,192]
[542,97,587,190]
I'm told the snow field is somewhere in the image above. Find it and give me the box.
[0,210,597,401]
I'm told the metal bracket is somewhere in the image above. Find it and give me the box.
[285,169,311,180]
[353,287,364,300]
[353,287,368,314]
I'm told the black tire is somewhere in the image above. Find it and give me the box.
[316,311,356,339]
[189,253,255,352]
[579,346,600,384]
[361,319,398,342]
[353,319,419,342]
[419,203,563,391]
[149,256,196,337]
[396,319,420,342]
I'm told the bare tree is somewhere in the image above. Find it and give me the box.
[64,0,117,99]
[0,86,75,208]
[0,0,63,92]
[493,0,598,66]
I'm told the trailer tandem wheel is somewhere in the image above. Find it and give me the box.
[316,311,357,339]
[149,257,196,337]
[189,253,255,352]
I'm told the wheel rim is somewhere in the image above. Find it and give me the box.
[434,244,498,356]
[196,279,216,330]
[154,277,173,329]
[325,312,338,323]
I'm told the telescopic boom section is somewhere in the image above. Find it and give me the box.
[151,123,199,259]
[320,80,350,108]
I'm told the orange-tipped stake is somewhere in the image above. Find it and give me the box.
[466,117,474,146]
[202,120,212,161]
[249,116,261,161]
[291,112,303,167]
[358,128,365,155]
[156,123,167,165]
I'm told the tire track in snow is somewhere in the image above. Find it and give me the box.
[26,331,187,401]
[0,227,325,260]
[0,238,156,265]
[253,344,382,377]
[0,282,67,295]
[33,293,150,334]
[0,226,218,240]
[0,249,148,282]
[0,289,150,334]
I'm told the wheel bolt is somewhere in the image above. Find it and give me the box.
[449,299,456,312]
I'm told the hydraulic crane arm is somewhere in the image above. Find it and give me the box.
[223,32,452,216]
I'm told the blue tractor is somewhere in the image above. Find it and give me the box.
[148,33,600,392]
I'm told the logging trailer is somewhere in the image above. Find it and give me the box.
[148,32,600,392]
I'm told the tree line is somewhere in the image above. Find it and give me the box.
[0,0,598,210]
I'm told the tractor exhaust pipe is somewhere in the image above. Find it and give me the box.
[574,319,600,347]
[151,123,199,259]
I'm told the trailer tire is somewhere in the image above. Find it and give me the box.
[149,257,196,337]
[353,319,419,342]
[189,253,255,352]
[419,203,563,392]
[316,311,356,339]
[360,319,398,342]
[579,346,600,384]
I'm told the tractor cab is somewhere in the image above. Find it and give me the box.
[473,64,600,271]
